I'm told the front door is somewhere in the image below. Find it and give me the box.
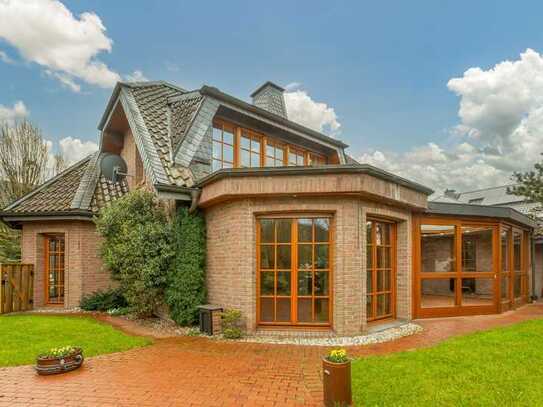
[257,217,332,326]
[366,219,396,322]
[45,235,65,305]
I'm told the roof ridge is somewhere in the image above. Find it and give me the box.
[458,183,519,195]
[120,80,186,93]
[3,155,93,212]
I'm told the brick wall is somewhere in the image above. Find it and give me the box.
[21,220,111,309]
[205,195,413,336]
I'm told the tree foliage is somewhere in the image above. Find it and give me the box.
[0,120,57,263]
[510,156,543,211]
[166,207,206,325]
[95,190,174,316]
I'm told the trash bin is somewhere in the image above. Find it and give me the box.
[197,305,223,335]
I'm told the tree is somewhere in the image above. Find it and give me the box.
[95,190,174,316]
[510,155,543,219]
[0,121,50,206]
[0,120,52,263]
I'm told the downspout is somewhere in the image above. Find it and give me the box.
[531,236,537,301]
[189,189,201,214]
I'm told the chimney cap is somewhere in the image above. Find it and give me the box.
[250,81,285,97]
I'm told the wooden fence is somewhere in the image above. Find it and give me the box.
[0,264,34,314]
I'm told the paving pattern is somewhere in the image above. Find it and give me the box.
[2,304,543,407]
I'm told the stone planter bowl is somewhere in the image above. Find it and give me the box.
[36,348,84,375]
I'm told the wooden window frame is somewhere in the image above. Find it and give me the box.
[413,216,531,319]
[366,218,397,323]
[256,214,333,328]
[213,119,328,170]
[212,120,236,171]
[44,234,65,306]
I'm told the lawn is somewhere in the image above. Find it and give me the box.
[0,314,151,367]
[353,319,543,406]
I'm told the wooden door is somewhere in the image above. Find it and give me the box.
[44,235,65,305]
[366,219,396,322]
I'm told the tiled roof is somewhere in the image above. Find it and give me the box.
[126,83,195,187]
[5,158,91,214]
[170,94,204,150]
[3,153,130,217]
[90,175,130,213]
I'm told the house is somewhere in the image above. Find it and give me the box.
[434,185,543,299]
[0,81,538,335]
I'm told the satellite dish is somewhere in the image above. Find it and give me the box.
[99,153,128,183]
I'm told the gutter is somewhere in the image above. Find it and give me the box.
[195,164,435,195]
[532,237,538,300]
[154,184,202,213]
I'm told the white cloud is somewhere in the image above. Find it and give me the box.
[0,0,121,91]
[0,101,29,125]
[0,50,14,64]
[358,48,543,194]
[284,87,341,135]
[125,70,148,82]
[59,136,98,164]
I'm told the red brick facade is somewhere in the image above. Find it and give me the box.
[20,220,111,309]
[204,193,415,336]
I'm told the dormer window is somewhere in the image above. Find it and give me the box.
[211,119,328,172]
[212,121,235,171]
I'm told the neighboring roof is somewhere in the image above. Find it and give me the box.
[0,152,129,221]
[427,201,538,229]
[196,164,435,195]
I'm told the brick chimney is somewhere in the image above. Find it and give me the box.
[250,81,288,119]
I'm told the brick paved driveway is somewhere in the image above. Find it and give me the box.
[1,304,543,407]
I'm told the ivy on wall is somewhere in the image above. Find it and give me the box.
[165,206,207,325]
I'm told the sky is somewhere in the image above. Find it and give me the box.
[2,1,543,193]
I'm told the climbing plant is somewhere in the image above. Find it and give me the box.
[165,206,206,325]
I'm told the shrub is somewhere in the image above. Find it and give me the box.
[326,349,349,363]
[221,309,243,339]
[95,190,174,316]
[80,288,127,312]
[165,207,206,325]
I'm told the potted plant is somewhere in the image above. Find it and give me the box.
[322,348,352,407]
[36,346,84,375]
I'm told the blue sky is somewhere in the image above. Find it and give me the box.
[2,1,543,191]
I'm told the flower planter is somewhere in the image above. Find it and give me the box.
[36,348,84,375]
[322,358,352,407]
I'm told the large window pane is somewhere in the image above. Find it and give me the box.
[501,227,511,272]
[421,279,455,308]
[315,218,330,242]
[298,219,313,242]
[421,225,455,273]
[276,220,291,243]
[276,298,291,322]
[260,220,274,243]
[298,271,312,295]
[297,298,312,322]
[513,232,522,272]
[277,246,291,269]
[501,275,510,300]
[260,272,275,295]
[315,271,329,295]
[260,298,274,322]
[461,226,493,273]
[260,246,274,269]
[461,278,493,306]
[277,272,291,295]
[298,245,312,269]
[315,299,329,322]
[315,245,329,269]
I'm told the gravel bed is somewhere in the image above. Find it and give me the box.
[224,323,423,346]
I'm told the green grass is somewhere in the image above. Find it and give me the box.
[353,319,543,406]
[0,314,151,367]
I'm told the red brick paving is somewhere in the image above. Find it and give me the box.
[1,304,543,407]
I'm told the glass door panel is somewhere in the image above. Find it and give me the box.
[258,217,331,326]
[45,235,65,305]
[366,220,395,322]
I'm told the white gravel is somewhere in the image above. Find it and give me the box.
[224,323,423,346]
